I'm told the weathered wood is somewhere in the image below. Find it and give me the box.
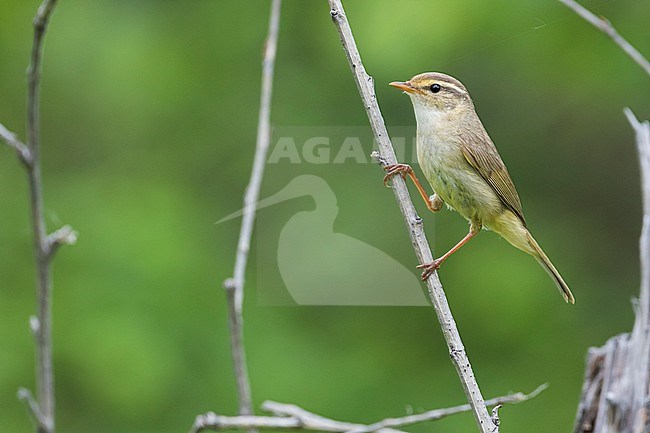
[573,111,650,433]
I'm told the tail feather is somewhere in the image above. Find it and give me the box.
[526,232,575,304]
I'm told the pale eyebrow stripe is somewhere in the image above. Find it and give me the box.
[415,76,468,94]
[431,81,467,94]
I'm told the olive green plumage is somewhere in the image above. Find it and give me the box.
[390,72,574,304]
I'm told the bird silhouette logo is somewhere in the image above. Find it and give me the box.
[218,175,428,306]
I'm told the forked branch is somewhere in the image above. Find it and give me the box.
[0,1,76,433]
[221,0,282,423]
[191,385,546,433]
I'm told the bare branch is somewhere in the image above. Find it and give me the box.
[625,107,650,430]
[573,111,650,432]
[566,0,650,427]
[190,411,403,433]
[0,123,32,166]
[191,386,546,433]
[626,107,650,339]
[191,412,309,433]
[343,383,548,433]
[221,0,282,422]
[328,2,496,431]
[558,0,650,77]
[3,1,64,432]
[263,402,403,433]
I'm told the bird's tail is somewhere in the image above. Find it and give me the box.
[526,232,575,304]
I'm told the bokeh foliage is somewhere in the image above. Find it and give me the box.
[1,1,649,432]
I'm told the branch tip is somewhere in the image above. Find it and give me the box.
[0,123,32,166]
[33,0,58,30]
[526,383,550,399]
[48,224,78,246]
[191,412,218,433]
[17,387,50,429]
[45,225,77,261]
[490,404,503,427]
[223,278,236,292]
[370,151,388,167]
[29,316,40,335]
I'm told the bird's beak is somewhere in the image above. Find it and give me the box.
[389,81,417,94]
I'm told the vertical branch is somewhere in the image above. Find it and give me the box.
[572,115,650,433]
[327,1,496,432]
[27,4,59,433]
[625,108,650,432]
[222,0,281,420]
[0,1,75,433]
[1,1,77,431]
[560,2,650,430]
[626,109,650,327]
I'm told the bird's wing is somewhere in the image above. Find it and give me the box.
[460,131,526,225]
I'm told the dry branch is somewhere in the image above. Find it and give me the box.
[25,2,60,430]
[327,1,496,431]
[560,2,650,431]
[344,384,548,433]
[573,111,650,433]
[558,0,650,77]
[0,1,72,433]
[190,385,546,433]
[221,0,282,422]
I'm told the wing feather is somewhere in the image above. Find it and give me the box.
[460,129,526,225]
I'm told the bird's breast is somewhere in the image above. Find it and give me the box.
[416,129,502,224]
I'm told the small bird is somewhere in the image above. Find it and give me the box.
[386,72,574,304]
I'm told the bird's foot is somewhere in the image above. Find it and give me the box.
[417,259,442,281]
[383,163,413,186]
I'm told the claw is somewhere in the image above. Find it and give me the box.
[417,259,442,281]
[383,163,412,186]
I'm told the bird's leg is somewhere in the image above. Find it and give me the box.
[383,163,443,213]
[417,222,482,281]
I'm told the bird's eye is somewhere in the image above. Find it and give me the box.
[430,83,442,93]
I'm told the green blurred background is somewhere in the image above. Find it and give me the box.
[1,0,649,432]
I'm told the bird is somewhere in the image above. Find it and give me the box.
[386,72,574,304]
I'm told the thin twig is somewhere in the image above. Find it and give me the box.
[17,388,49,432]
[190,386,546,433]
[558,0,650,77]
[263,402,403,433]
[222,0,282,421]
[191,412,315,433]
[0,122,32,165]
[328,1,496,432]
[343,383,548,433]
[191,410,404,433]
[22,1,61,433]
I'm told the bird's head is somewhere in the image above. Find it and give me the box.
[390,72,472,114]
